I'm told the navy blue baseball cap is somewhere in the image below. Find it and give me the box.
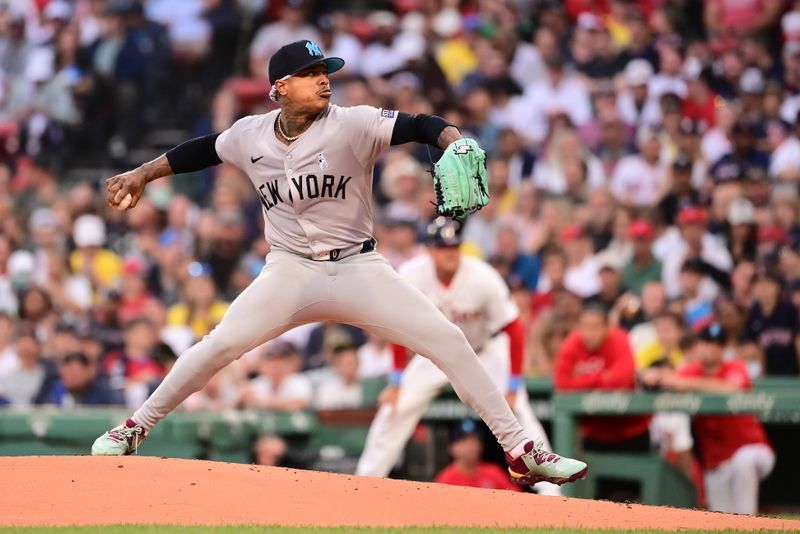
[425,217,462,247]
[697,323,726,345]
[449,419,479,444]
[268,40,345,86]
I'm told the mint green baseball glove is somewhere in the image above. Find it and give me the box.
[433,138,490,221]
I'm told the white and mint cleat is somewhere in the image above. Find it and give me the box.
[506,439,588,486]
[91,418,147,456]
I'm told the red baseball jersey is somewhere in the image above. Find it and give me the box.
[678,360,771,470]
[554,327,651,443]
[435,462,523,492]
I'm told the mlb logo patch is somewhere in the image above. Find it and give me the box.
[381,109,396,118]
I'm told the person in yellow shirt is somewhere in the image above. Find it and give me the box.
[636,310,698,488]
[167,262,229,340]
[636,311,685,371]
[68,214,122,291]
[435,36,478,87]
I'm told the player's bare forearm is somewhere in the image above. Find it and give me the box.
[437,126,463,150]
[106,154,173,210]
[139,154,175,184]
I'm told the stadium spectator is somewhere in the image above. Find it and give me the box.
[380,155,427,222]
[637,311,686,375]
[166,262,228,340]
[621,219,661,295]
[617,58,660,127]
[708,120,769,186]
[181,364,241,412]
[313,342,362,411]
[724,197,758,264]
[769,113,800,181]
[595,207,633,266]
[511,50,592,146]
[0,322,50,407]
[461,197,503,258]
[117,258,157,324]
[43,322,81,361]
[554,306,651,451]
[657,153,701,227]
[660,206,732,300]
[490,226,540,291]
[704,0,782,49]
[678,259,717,331]
[360,10,424,79]
[618,281,669,350]
[356,332,392,380]
[241,341,312,412]
[582,188,616,253]
[0,313,16,377]
[102,317,164,405]
[249,1,318,79]
[253,434,289,467]
[653,324,775,515]
[533,128,605,196]
[560,224,600,298]
[610,125,668,208]
[741,270,800,376]
[377,218,422,270]
[434,420,522,492]
[530,247,567,319]
[303,323,366,373]
[69,214,122,292]
[36,351,121,406]
[637,311,696,485]
[316,13,361,76]
[585,258,624,312]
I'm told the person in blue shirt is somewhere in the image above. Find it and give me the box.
[490,226,540,291]
[36,352,123,407]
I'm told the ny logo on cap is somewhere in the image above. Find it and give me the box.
[305,41,322,57]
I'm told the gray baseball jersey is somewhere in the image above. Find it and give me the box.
[214,104,397,256]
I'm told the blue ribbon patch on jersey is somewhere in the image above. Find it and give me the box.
[305,41,322,57]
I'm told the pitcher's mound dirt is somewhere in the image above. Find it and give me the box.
[1,456,798,530]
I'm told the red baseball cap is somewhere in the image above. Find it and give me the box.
[628,219,655,240]
[560,224,585,242]
[757,225,789,244]
[677,206,707,226]
[122,258,145,276]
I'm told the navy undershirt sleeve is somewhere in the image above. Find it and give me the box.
[390,112,451,147]
[165,133,222,174]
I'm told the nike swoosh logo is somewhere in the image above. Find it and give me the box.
[251,155,264,164]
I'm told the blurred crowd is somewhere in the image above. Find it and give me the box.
[0,0,798,427]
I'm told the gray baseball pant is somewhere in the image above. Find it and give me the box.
[133,249,529,453]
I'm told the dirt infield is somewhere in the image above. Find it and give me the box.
[1,456,798,530]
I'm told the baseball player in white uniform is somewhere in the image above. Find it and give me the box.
[356,218,561,495]
[91,40,587,487]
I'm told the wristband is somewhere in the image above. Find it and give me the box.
[508,375,523,392]
[389,370,403,385]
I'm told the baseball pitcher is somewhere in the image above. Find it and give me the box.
[356,218,561,495]
[91,40,587,487]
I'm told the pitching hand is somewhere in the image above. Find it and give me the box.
[106,168,147,211]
